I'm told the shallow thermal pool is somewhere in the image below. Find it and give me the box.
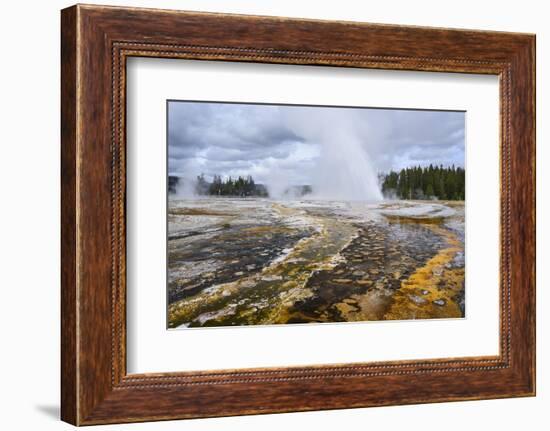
[167,197,465,328]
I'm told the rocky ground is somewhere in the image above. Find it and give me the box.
[167,198,465,328]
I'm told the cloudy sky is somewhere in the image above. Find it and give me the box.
[168,101,464,188]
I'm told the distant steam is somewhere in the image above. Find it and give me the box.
[174,176,197,198]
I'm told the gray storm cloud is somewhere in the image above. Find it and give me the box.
[168,101,464,200]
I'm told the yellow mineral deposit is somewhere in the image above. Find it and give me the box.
[167,198,465,328]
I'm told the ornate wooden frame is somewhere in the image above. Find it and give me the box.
[61,4,535,425]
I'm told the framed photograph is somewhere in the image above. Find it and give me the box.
[61,4,535,425]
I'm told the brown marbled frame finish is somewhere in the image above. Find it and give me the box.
[61,4,535,426]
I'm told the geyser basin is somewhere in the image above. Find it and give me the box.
[166,99,465,328]
[167,198,465,328]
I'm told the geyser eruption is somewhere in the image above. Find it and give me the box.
[311,123,382,201]
[285,109,383,201]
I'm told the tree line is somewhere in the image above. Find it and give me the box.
[380,165,465,200]
[208,174,260,196]
[168,174,268,197]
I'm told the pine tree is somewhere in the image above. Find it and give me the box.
[381,165,465,200]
